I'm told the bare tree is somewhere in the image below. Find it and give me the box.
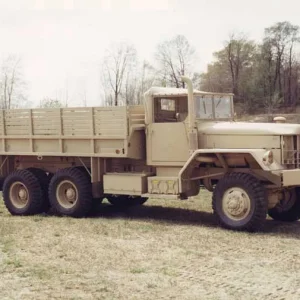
[264,21,300,105]
[135,61,156,103]
[155,35,195,88]
[124,69,137,105]
[221,33,256,98]
[81,88,87,107]
[101,42,137,106]
[0,55,27,109]
[78,81,87,107]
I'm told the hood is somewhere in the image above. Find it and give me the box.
[197,121,300,135]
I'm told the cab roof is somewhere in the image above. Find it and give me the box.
[145,87,234,97]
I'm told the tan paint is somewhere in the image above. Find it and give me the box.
[203,135,280,150]
[0,106,145,159]
[147,122,189,164]
[198,121,300,135]
[103,173,148,195]
[282,169,300,186]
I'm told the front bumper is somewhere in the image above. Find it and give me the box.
[281,169,300,186]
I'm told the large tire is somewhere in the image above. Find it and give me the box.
[48,167,92,217]
[107,195,148,208]
[75,166,105,213]
[212,172,267,232]
[27,167,51,212]
[0,177,5,191]
[3,169,44,215]
[268,188,300,222]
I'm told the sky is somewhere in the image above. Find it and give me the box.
[0,0,299,107]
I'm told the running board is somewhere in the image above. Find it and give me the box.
[142,193,181,200]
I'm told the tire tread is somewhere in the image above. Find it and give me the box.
[48,167,92,217]
[3,169,44,215]
[212,172,267,232]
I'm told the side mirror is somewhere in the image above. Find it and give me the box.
[176,112,180,121]
[233,111,237,122]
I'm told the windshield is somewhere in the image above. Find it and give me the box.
[194,95,233,120]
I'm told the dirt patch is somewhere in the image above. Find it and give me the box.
[1,191,300,299]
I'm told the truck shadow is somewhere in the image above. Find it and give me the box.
[88,203,300,236]
[89,203,217,228]
[263,220,300,236]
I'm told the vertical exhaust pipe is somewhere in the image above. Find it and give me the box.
[181,76,195,130]
[181,76,197,152]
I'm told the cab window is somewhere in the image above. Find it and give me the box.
[153,97,188,123]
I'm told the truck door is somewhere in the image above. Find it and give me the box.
[146,97,190,165]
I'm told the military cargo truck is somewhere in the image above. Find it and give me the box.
[1,76,300,231]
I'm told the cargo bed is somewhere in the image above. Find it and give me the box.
[0,105,145,158]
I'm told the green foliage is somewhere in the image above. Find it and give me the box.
[200,22,300,115]
[39,97,63,108]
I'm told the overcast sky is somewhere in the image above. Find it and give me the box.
[0,0,299,107]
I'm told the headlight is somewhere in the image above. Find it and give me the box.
[262,150,274,165]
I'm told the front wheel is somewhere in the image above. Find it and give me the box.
[268,188,300,222]
[212,172,267,232]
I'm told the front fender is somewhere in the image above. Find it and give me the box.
[178,148,284,192]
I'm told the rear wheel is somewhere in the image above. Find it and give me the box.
[3,169,44,215]
[268,188,300,222]
[106,195,148,208]
[26,167,51,212]
[75,166,104,213]
[212,172,267,232]
[48,167,92,217]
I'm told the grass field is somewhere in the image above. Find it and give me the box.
[1,189,300,300]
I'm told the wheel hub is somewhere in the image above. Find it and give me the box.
[222,188,250,221]
[9,181,29,209]
[56,180,78,209]
[18,188,27,200]
[66,188,76,200]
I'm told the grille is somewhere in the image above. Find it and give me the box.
[283,135,300,168]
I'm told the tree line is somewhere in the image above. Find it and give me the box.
[200,21,300,114]
[1,21,300,115]
[98,20,300,115]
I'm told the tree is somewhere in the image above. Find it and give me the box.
[39,98,63,108]
[200,33,256,104]
[200,22,300,114]
[132,61,156,104]
[0,55,27,109]
[223,33,256,98]
[200,60,232,93]
[155,35,195,88]
[138,61,156,101]
[263,21,300,106]
[101,42,137,106]
[202,33,256,97]
[124,64,138,105]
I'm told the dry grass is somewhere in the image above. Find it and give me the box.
[1,190,300,300]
